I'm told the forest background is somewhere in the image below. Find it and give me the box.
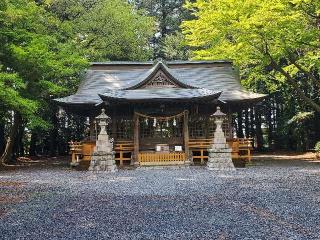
[0,0,319,164]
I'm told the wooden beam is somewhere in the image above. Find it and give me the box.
[133,112,139,165]
[183,110,190,163]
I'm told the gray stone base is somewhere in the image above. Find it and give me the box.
[70,162,79,167]
[207,148,235,171]
[89,151,117,172]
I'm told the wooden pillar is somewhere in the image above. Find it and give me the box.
[133,112,139,165]
[112,111,117,140]
[89,117,95,141]
[226,113,233,140]
[183,110,190,163]
[204,115,209,139]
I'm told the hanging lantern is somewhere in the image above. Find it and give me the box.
[85,117,90,126]
[173,118,176,126]
[145,118,148,125]
[153,118,157,127]
[58,106,65,118]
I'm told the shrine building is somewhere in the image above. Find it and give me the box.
[54,60,266,167]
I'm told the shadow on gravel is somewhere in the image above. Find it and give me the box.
[0,156,70,172]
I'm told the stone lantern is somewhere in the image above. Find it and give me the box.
[89,109,117,172]
[207,107,235,171]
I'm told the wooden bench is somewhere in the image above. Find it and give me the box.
[237,138,253,162]
[81,141,96,161]
[114,141,134,166]
[69,140,134,167]
[188,139,211,164]
[68,141,83,165]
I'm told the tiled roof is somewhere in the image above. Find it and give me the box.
[54,60,266,105]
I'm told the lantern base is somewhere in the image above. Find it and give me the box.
[89,151,117,172]
[207,148,235,171]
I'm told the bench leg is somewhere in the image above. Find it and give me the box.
[201,150,204,164]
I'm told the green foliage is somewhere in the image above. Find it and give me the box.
[134,0,192,58]
[47,0,155,61]
[287,111,314,125]
[135,0,190,34]
[0,0,88,130]
[43,0,98,21]
[0,0,158,159]
[0,72,37,118]
[182,0,320,111]
[315,142,320,153]
[181,0,320,150]
[162,31,192,60]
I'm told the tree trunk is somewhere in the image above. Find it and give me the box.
[290,60,320,90]
[314,112,320,144]
[0,112,22,164]
[268,55,320,112]
[50,108,58,157]
[29,131,37,156]
[266,103,273,150]
[13,125,25,158]
[0,122,5,155]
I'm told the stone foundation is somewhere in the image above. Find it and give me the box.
[89,151,117,172]
[207,147,235,171]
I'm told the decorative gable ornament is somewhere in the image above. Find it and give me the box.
[142,70,178,88]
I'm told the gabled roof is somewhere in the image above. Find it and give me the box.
[123,60,196,90]
[54,60,266,106]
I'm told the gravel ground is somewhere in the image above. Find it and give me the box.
[0,159,319,240]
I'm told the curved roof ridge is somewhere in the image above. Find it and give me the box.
[123,60,197,90]
[99,88,221,101]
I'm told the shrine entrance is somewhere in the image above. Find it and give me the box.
[133,111,189,166]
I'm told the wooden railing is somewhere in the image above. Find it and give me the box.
[188,138,253,164]
[139,152,186,166]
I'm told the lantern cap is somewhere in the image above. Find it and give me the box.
[95,108,110,120]
[211,106,226,117]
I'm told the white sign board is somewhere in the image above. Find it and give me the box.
[175,146,182,152]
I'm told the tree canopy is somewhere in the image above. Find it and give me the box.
[134,0,192,58]
[47,0,155,61]
[0,0,87,124]
[182,0,320,112]
[0,0,156,163]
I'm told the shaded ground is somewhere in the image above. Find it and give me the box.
[0,154,319,239]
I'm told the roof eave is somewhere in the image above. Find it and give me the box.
[98,91,221,103]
